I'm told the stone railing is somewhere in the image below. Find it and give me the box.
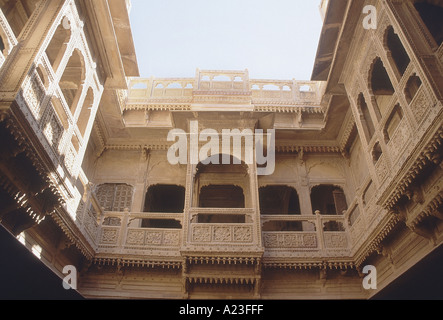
[250,80,324,105]
[125,71,325,110]
[187,208,259,250]
[93,208,351,258]
[261,212,350,257]
[74,198,101,249]
[96,211,184,256]
[18,51,84,180]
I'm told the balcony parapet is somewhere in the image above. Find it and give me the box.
[95,211,183,257]
[125,70,326,112]
[261,213,350,258]
[88,208,354,261]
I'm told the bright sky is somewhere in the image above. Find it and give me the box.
[129,0,323,80]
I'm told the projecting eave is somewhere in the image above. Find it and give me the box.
[108,0,140,78]
[81,0,139,90]
[311,0,364,95]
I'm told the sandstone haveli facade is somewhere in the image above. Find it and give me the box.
[0,0,442,299]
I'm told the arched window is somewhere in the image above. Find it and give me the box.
[260,185,303,232]
[384,104,404,142]
[0,35,5,54]
[59,49,85,114]
[259,185,301,215]
[385,26,410,77]
[77,87,94,138]
[199,185,245,209]
[141,185,184,228]
[414,2,443,47]
[195,154,249,208]
[45,17,71,73]
[36,64,49,89]
[357,93,376,142]
[143,185,185,213]
[310,185,348,215]
[404,73,422,104]
[372,142,383,163]
[369,57,395,116]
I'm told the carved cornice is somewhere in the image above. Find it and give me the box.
[93,257,182,269]
[105,143,171,152]
[338,112,356,152]
[49,209,95,261]
[1,108,65,206]
[253,105,324,113]
[408,191,443,230]
[382,125,443,211]
[354,213,403,267]
[183,254,262,266]
[125,103,191,111]
[186,276,258,285]
[262,260,356,270]
[276,145,341,154]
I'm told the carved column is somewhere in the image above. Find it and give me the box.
[182,161,195,246]
[248,152,262,248]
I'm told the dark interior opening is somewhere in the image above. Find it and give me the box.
[0,36,5,53]
[358,93,376,141]
[370,58,395,115]
[371,58,395,95]
[372,142,383,163]
[199,185,245,208]
[141,219,182,229]
[144,185,185,213]
[259,185,301,215]
[311,185,348,215]
[262,221,303,232]
[386,26,410,76]
[196,154,248,174]
[404,74,422,104]
[323,221,345,232]
[197,214,245,224]
[414,2,443,46]
[385,104,403,142]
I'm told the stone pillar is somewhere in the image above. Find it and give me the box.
[297,153,315,231]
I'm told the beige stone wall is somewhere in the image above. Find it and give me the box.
[1,0,442,300]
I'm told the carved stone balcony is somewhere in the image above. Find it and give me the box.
[86,207,354,264]
[261,213,350,260]
[125,70,326,113]
[95,211,183,259]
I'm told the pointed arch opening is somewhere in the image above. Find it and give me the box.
[199,185,245,209]
[404,73,423,104]
[385,26,410,77]
[310,185,348,215]
[195,154,249,208]
[143,184,185,213]
[369,57,395,116]
[357,93,376,143]
[372,142,383,163]
[45,17,71,73]
[141,184,184,229]
[259,185,301,215]
[384,104,404,143]
[0,35,5,54]
[59,49,85,115]
[77,87,94,138]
